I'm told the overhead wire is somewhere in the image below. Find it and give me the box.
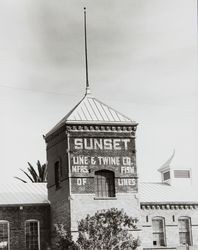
[0,84,81,97]
[0,83,145,105]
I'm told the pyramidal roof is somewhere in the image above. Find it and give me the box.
[47,90,137,136]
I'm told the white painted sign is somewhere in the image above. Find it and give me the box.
[74,138,130,150]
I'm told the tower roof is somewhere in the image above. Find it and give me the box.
[46,92,137,136]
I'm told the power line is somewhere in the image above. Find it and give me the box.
[0,83,151,106]
[0,84,82,97]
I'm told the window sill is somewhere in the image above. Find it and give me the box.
[94,197,117,200]
[152,246,167,249]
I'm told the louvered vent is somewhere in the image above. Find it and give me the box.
[174,170,190,178]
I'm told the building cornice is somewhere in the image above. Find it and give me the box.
[141,202,198,210]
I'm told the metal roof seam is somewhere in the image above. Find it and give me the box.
[87,98,98,120]
[92,98,106,120]
[83,100,94,120]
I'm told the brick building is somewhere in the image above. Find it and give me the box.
[0,183,50,250]
[1,9,198,249]
[0,88,198,250]
[45,86,198,249]
[45,87,141,243]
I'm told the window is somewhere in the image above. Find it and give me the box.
[25,220,40,250]
[163,171,170,181]
[54,161,61,189]
[152,217,166,247]
[178,217,192,246]
[0,221,9,250]
[95,170,115,197]
[174,170,190,178]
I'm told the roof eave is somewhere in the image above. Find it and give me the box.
[65,120,138,126]
[0,202,50,207]
[140,201,198,205]
[45,121,138,138]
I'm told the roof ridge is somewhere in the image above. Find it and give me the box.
[66,94,87,120]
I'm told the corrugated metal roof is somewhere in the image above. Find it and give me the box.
[47,93,137,136]
[0,182,196,205]
[0,183,48,205]
[139,182,198,203]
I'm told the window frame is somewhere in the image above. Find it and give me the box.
[0,220,10,250]
[25,219,40,250]
[152,216,166,247]
[178,216,192,246]
[95,169,115,198]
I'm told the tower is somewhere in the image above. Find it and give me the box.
[45,8,141,243]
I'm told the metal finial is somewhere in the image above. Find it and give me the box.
[84,7,91,95]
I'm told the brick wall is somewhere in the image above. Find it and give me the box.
[48,181,71,238]
[46,127,68,187]
[0,204,50,250]
[68,127,138,195]
[46,127,71,247]
[70,193,142,240]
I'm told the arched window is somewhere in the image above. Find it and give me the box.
[0,220,9,250]
[25,220,40,250]
[95,170,115,197]
[152,217,166,247]
[178,217,192,246]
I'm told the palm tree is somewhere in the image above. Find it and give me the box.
[15,161,47,183]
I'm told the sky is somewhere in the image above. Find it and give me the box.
[0,0,197,187]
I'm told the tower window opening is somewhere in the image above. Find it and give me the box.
[95,170,115,198]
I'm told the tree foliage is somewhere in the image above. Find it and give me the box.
[77,208,140,250]
[54,223,78,250]
[14,160,47,183]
